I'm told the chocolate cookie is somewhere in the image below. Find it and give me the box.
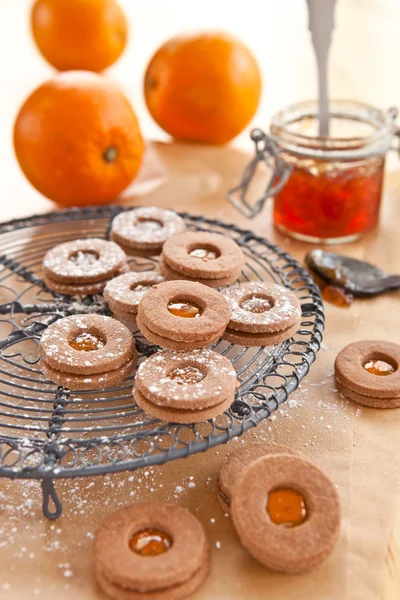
[161,231,244,287]
[43,238,127,284]
[137,280,230,351]
[133,349,237,423]
[221,282,302,347]
[231,454,341,573]
[93,502,210,600]
[104,271,166,315]
[334,340,400,408]
[39,315,137,391]
[110,207,186,255]
[217,442,301,514]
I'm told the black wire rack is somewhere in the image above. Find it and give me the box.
[0,206,324,519]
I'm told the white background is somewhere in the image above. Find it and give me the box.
[1,0,400,211]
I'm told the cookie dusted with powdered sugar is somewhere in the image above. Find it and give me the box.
[221,282,302,346]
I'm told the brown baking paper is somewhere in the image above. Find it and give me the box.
[0,142,399,600]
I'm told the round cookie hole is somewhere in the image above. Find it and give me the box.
[130,282,153,293]
[363,355,397,377]
[69,330,106,352]
[266,487,308,529]
[240,293,274,314]
[167,365,205,385]
[188,244,221,262]
[135,218,163,233]
[68,249,100,266]
[167,300,203,319]
[129,528,173,557]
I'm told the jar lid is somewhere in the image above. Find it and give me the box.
[270,100,397,160]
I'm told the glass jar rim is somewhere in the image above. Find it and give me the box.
[270,99,396,160]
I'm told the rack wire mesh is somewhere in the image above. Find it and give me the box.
[0,206,324,518]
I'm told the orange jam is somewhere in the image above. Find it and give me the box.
[129,528,172,556]
[240,295,272,314]
[267,487,308,528]
[132,283,152,293]
[167,301,202,318]
[322,285,354,308]
[168,366,204,384]
[69,331,105,352]
[135,219,163,232]
[189,248,219,262]
[69,250,99,266]
[363,359,396,376]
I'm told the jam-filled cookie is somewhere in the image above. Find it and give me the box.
[231,454,341,573]
[217,443,301,515]
[137,280,230,351]
[93,502,210,600]
[104,271,166,322]
[39,315,137,390]
[221,282,302,346]
[43,238,129,295]
[160,231,244,287]
[133,348,238,423]
[110,207,186,256]
[335,340,400,408]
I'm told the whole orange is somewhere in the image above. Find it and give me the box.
[13,71,144,206]
[144,33,262,145]
[31,0,128,72]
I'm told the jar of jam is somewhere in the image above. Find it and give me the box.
[228,100,399,244]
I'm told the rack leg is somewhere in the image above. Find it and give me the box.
[41,479,62,520]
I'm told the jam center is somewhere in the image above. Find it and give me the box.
[266,487,308,528]
[168,366,205,385]
[167,301,202,318]
[240,295,273,314]
[68,250,99,266]
[363,359,396,376]
[189,248,219,262]
[129,528,172,556]
[135,219,163,233]
[131,283,152,293]
[69,331,105,352]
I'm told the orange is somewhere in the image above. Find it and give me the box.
[13,71,144,206]
[144,33,262,144]
[31,0,128,72]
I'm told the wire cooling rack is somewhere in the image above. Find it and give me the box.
[0,206,324,519]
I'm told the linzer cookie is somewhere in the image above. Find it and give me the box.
[335,340,400,408]
[160,231,244,287]
[133,348,238,423]
[231,454,341,573]
[137,280,230,351]
[104,271,166,322]
[221,282,302,346]
[217,442,301,515]
[94,502,210,600]
[110,207,186,256]
[43,238,129,295]
[39,314,137,390]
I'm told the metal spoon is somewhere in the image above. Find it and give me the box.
[305,249,400,296]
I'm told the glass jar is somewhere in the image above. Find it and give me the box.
[228,100,398,244]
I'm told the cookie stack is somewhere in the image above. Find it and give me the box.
[94,503,210,600]
[334,340,400,408]
[110,206,186,256]
[39,315,137,391]
[160,231,244,288]
[133,348,238,423]
[43,238,129,296]
[218,444,341,574]
[137,280,231,351]
[104,271,166,323]
[221,281,302,346]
